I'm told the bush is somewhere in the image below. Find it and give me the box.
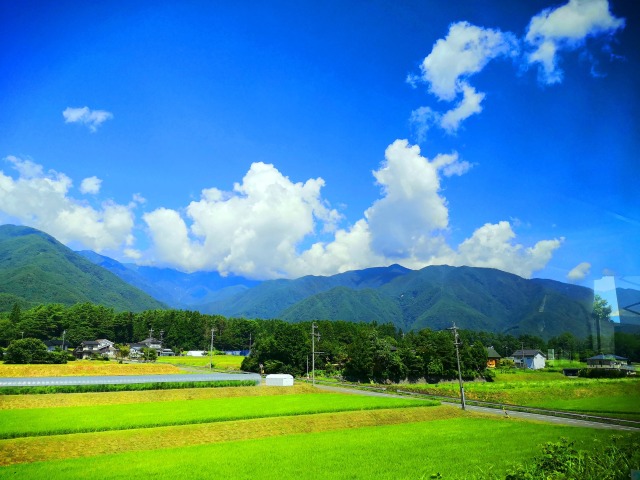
[4,338,67,364]
[505,436,640,480]
[578,368,628,378]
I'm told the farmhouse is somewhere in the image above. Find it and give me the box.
[74,339,117,359]
[511,349,546,370]
[586,354,635,374]
[486,346,501,368]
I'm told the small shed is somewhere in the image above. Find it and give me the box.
[265,374,294,387]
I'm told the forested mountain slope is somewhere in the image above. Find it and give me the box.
[0,225,166,312]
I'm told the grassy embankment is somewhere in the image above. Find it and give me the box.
[0,384,638,479]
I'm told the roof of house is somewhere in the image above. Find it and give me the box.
[486,346,501,359]
[587,354,628,361]
[81,341,100,346]
[511,349,546,358]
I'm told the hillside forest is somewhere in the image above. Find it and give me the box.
[2,302,639,383]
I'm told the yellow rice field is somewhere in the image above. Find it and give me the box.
[0,384,318,410]
[0,361,182,378]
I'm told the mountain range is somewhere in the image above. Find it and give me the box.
[4,223,635,340]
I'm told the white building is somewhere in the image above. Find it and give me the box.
[511,349,547,370]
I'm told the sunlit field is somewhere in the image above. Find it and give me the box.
[0,361,182,377]
[156,354,244,370]
[0,384,637,479]
[393,375,640,420]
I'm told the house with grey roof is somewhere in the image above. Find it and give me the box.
[511,349,546,370]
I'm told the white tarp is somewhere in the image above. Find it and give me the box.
[265,374,294,386]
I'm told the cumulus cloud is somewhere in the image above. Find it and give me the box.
[0,156,135,251]
[142,162,342,277]
[62,106,113,132]
[567,261,591,281]
[157,140,551,280]
[80,176,102,195]
[525,0,625,84]
[455,222,563,278]
[408,21,518,133]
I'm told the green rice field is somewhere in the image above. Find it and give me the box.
[156,354,244,370]
[1,381,638,479]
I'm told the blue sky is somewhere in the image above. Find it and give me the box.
[1,0,638,286]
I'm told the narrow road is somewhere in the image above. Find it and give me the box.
[314,384,640,432]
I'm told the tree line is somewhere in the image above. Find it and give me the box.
[2,302,638,382]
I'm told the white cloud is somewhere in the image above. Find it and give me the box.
[80,176,102,195]
[364,140,462,257]
[62,106,113,132]
[0,156,134,251]
[409,21,518,132]
[439,83,485,133]
[454,221,563,278]
[409,106,438,143]
[201,140,550,280]
[567,261,591,281]
[417,21,518,101]
[525,0,625,84]
[143,162,342,277]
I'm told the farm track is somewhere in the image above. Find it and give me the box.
[313,383,640,432]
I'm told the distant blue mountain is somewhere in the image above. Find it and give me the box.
[77,251,259,309]
[78,250,603,340]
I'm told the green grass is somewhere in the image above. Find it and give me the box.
[156,354,245,370]
[2,417,637,479]
[0,380,256,395]
[394,377,640,420]
[0,393,437,439]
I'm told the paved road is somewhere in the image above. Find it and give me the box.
[315,384,640,432]
[0,373,261,387]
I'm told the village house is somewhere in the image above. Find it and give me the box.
[586,354,635,374]
[74,339,117,359]
[510,349,547,370]
[485,346,501,368]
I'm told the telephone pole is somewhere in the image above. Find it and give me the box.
[311,322,321,386]
[449,323,466,410]
[209,327,216,369]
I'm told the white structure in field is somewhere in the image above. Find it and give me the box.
[185,351,207,357]
[265,374,294,386]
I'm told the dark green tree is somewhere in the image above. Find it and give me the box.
[5,338,50,364]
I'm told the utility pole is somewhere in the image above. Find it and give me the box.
[209,327,216,370]
[61,330,66,351]
[449,323,466,410]
[521,342,525,370]
[311,322,321,386]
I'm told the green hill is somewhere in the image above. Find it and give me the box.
[207,264,594,339]
[0,225,166,312]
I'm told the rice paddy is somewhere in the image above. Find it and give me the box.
[0,361,182,377]
[156,354,245,370]
[1,371,638,479]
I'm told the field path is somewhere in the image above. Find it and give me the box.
[315,384,640,432]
